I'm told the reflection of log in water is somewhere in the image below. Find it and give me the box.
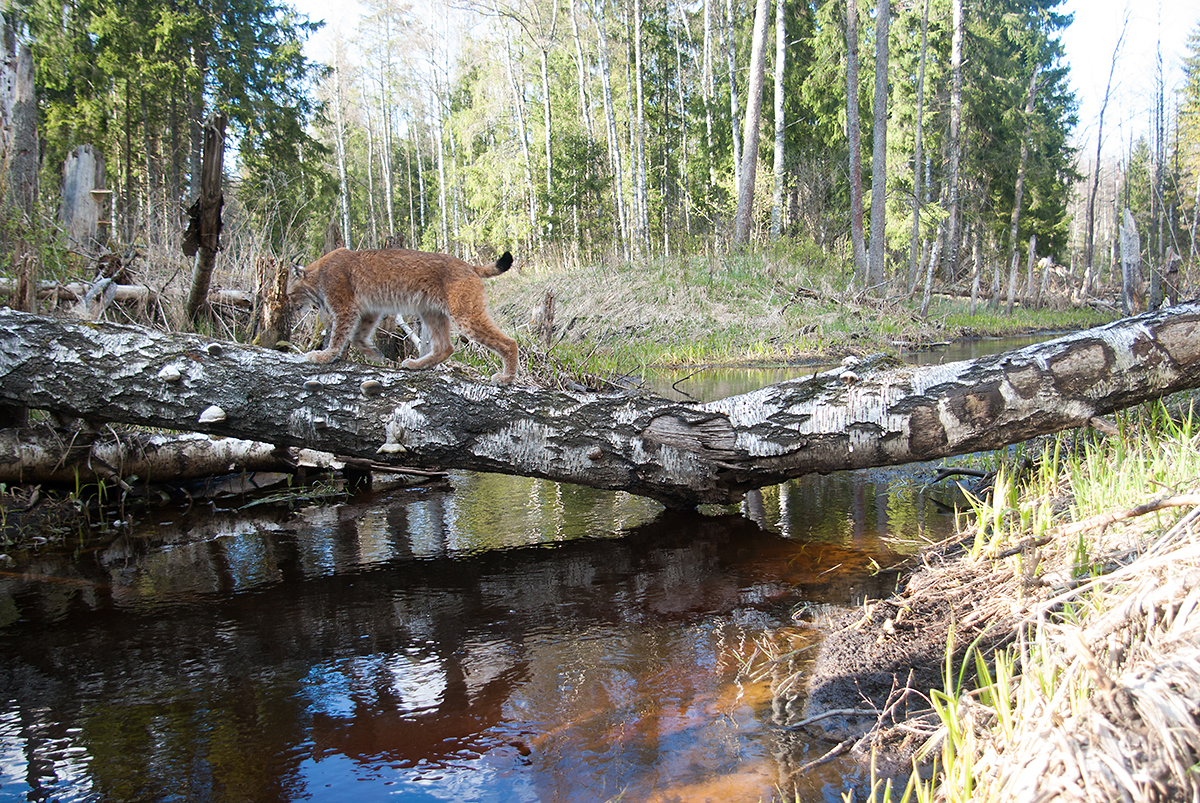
[0,507,896,788]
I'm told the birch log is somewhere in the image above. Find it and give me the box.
[0,307,1199,507]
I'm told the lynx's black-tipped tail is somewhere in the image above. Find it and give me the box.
[477,250,514,278]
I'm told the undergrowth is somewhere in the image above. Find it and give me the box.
[853,396,1200,803]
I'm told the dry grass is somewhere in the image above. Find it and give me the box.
[962,504,1200,803]
[874,404,1200,803]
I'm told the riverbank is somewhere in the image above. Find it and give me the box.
[486,249,1116,379]
[784,400,1200,802]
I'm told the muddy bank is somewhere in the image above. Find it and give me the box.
[794,533,1021,777]
[791,487,1200,799]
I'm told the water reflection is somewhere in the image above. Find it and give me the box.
[2,326,1024,803]
[0,463,961,803]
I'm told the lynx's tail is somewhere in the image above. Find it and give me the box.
[475,251,514,278]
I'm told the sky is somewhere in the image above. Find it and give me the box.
[288,0,1199,160]
[1060,0,1198,159]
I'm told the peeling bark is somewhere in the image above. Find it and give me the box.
[1,307,1199,508]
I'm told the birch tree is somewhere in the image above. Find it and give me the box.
[330,42,354,250]
[5,306,1200,508]
[943,0,963,280]
[732,0,770,246]
[867,0,888,288]
[769,0,786,240]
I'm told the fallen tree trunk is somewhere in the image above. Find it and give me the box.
[0,427,351,486]
[0,306,1198,508]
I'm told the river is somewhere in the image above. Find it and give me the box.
[0,338,1043,802]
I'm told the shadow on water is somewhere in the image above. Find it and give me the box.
[0,340,1035,802]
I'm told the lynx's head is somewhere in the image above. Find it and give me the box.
[286,260,323,310]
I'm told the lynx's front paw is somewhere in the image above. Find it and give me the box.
[305,349,337,363]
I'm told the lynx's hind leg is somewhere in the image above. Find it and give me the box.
[456,312,519,384]
[350,312,385,362]
[400,311,454,370]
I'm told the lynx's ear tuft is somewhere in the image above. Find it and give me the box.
[496,251,514,273]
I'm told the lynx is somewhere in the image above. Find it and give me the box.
[289,247,519,384]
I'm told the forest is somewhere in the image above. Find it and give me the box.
[1,0,1199,321]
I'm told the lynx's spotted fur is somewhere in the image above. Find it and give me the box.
[289,247,519,384]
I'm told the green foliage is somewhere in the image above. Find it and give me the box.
[12,0,328,249]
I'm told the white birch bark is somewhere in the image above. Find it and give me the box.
[593,0,628,250]
[3,307,1199,508]
[332,57,353,250]
[943,0,963,279]
[769,0,786,240]
[732,0,769,247]
[504,21,537,236]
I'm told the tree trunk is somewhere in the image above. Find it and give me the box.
[724,0,742,194]
[1004,65,1040,315]
[633,0,648,253]
[332,56,353,250]
[732,0,769,247]
[1085,17,1126,275]
[5,307,1199,508]
[182,113,227,325]
[845,0,867,278]
[569,0,594,140]
[943,0,963,280]
[907,0,929,295]
[59,145,107,254]
[1,23,38,219]
[1005,250,1020,314]
[1120,207,1142,314]
[593,0,628,251]
[703,0,717,188]
[769,0,786,240]
[867,0,889,289]
[919,225,941,319]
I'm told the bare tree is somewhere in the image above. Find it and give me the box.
[943,0,963,280]
[330,42,353,250]
[182,113,227,325]
[732,0,770,246]
[592,0,628,252]
[724,0,742,194]
[867,0,889,288]
[1084,15,1127,280]
[634,0,649,253]
[845,0,868,277]
[569,0,594,140]
[770,0,786,239]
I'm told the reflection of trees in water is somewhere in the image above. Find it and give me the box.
[0,485,913,800]
[307,639,529,767]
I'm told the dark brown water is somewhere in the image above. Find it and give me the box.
[0,341,1023,802]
